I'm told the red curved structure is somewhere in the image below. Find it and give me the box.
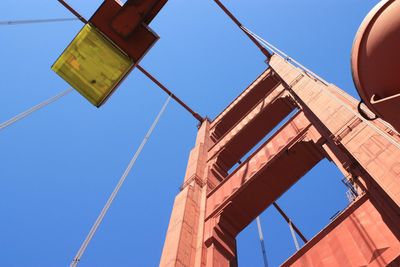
[351,0,400,131]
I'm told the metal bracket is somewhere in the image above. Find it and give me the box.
[357,100,378,121]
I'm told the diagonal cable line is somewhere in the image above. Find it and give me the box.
[289,220,300,251]
[242,26,400,150]
[70,95,172,267]
[0,88,73,131]
[0,17,79,26]
[256,216,269,267]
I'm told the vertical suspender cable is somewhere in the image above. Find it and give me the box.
[0,88,73,131]
[136,65,204,123]
[70,95,171,267]
[288,220,300,251]
[256,216,269,267]
[272,202,307,243]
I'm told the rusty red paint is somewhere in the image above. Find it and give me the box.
[351,0,400,132]
[110,0,167,38]
[89,0,159,62]
[282,195,400,267]
[160,55,400,266]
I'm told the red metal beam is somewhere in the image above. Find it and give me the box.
[137,65,205,123]
[58,0,87,23]
[56,1,204,123]
[272,202,308,243]
[213,0,272,59]
[111,0,168,37]
[205,113,321,228]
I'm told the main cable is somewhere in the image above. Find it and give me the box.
[70,95,171,267]
[0,88,73,131]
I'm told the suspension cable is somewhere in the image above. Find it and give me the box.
[0,18,79,26]
[256,216,269,267]
[0,88,73,131]
[242,26,400,150]
[212,0,272,59]
[288,220,300,251]
[53,1,205,124]
[272,202,307,243]
[70,95,171,267]
[241,26,329,85]
[256,203,306,264]
[136,65,204,123]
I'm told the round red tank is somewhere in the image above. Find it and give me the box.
[351,0,400,131]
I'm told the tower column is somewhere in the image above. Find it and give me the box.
[161,55,400,266]
[269,54,400,209]
[160,121,212,267]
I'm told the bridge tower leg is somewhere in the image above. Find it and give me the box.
[160,54,400,267]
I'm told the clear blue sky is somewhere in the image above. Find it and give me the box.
[0,1,377,266]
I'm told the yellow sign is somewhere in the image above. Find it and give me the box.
[52,24,134,107]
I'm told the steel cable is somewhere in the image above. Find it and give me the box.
[0,88,73,131]
[0,18,79,26]
[70,95,171,267]
[256,216,269,267]
[242,26,400,150]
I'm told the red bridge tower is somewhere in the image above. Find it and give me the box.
[159,54,400,266]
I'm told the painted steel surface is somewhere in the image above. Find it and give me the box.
[89,0,159,62]
[54,0,167,107]
[161,55,400,266]
[351,0,400,131]
[282,195,400,267]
